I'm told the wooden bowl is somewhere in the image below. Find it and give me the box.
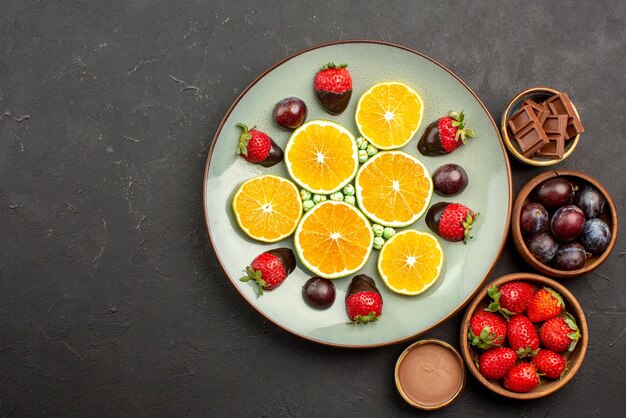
[501,87,581,166]
[460,273,588,400]
[512,169,618,278]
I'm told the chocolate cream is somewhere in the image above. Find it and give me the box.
[398,343,463,407]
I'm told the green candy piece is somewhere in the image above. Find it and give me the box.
[312,194,323,204]
[319,195,327,202]
[366,144,379,157]
[358,150,368,164]
[382,227,396,239]
[373,236,385,250]
[342,184,355,196]
[355,136,366,148]
[344,195,356,205]
[303,200,315,211]
[329,192,344,201]
[359,139,369,150]
[372,223,384,237]
[300,189,312,201]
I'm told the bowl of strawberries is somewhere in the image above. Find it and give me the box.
[460,273,588,399]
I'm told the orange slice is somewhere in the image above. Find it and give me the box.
[378,229,444,295]
[355,81,424,150]
[285,120,358,194]
[232,175,302,242]
[355,151,433,227]
[294,201,373,279]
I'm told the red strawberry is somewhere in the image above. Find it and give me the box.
[240,248,295,296]
[417,111,475,156]
[531,349,567,379]
[503,362,539,393]
[478,347,517,380]
[539,314,581,353]
[313,62,352,115]
[526,287,564,322]
[468,311,507,349]
[486,282,535,317]
[345,274,382,324]
[507,314,540,357]
[426,202,479,243]
[236,123,283,167]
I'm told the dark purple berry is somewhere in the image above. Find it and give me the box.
[527,231,559,264]
[533,177,575,210]
[432,164,468,196]
[520,202,549,235]
[273,97,307,130]
[302,277,336,310]
[573,185,606,219]
[552,242,588,271]
[551,205,585,242]
[580,218,611,255]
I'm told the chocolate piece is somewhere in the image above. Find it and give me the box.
[258,139,284,167]
[523,99,549,125]
[543,93,584,138]
[346,274,380,298]
[266,248,296,275]
[536,136,565,158]
[315,89,352,115]
[542,115,568,135]
[515,120,549,157]
[508,104,535,133]
[417,121,447,156]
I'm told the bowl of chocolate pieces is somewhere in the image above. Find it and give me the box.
[501,87,584,166]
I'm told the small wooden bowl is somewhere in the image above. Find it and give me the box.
[512,169,618,278]
[501,87,581,166]
[460,273,588,400]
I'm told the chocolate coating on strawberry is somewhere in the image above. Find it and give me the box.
[418,111,475,156]
[236,123,283,167]
[426,202,479,243]
[265,247,296,275]
[314,62,352,115]
[346,274,380,298]
[345,275,382,324]
[240,248,295,296]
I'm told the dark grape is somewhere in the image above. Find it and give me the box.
[432,164,468,196]
[580,218,611,255]
[533,177,575,210]
[302,277,336,310]
[552,242,588,271]
[527,231,559,264]
[520,202,549,235]
[551,205,585,242]
[573,185,606,219]
[273,97,307,129]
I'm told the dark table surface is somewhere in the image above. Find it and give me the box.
[2,1,625,416]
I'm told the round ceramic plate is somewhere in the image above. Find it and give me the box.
[203,41,511,348]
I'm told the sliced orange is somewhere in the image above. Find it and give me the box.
[355,151,432,227]
[355,81,424,150]
[378,229,444,295]
[232,175,302,242]
[285,120,358,194]
[294,201,373,279]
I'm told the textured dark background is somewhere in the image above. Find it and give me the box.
[1,0,625,416]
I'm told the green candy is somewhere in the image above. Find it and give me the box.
[344,195,356,205]
[319,195,327,202]
[342,184,355,196]
[382,227,396,239]
[300,189,312,201]
[303,200,315,211]
[372,223,384,237]
[359,139,369,150]
[373,236,385,250]
[366,144,379,157]
[358,150,368,164]
[312,194,323,204]
[355,136,366,148]
[329,192,344,201]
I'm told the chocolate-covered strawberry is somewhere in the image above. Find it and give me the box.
[240,248,296,296]
[236,123,283,167]
[417,111,475,156]
[345,274,382,324]
[426,202,479,243]
[314,62,352,115]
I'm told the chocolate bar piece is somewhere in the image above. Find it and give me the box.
[543,93,584,138]
[508,104,535,133]
[523,99,549,125]
[536,136,565,158]
[542,114,568,135]
[515,121,549,157]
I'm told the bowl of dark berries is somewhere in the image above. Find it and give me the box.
[512,170,618,278]
[460,273,588,400]
[501,87,583,166]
